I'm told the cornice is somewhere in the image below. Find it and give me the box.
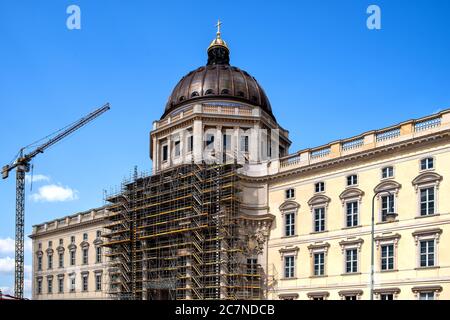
[29,217,105,239]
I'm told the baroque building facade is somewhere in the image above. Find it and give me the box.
[31,24,450,300]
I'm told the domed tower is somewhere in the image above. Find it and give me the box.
[150,21,291,174]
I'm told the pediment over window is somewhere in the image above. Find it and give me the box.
[412,172,443,188]
[374,180,401,193]
[80,241,90,248]
[339,188,365,203]
[93,238,104,246]
[279,200,300,212]
[56,245,65,253]
[307,195,331,207]
[35,250,43,257]
[67,243,77,251]
[45,248,54,255]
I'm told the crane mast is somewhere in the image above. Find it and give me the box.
[2,103,110,298]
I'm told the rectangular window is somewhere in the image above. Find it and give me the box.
[285,188,295,199]
[346,201,359,227]
[187,135,193,152]
[420,187,435,216]
[345,249,358,273]
[83,233,88,241]
[70,251,76,266]
[345,295,357,300]
[420,240,435,267]
[96,247,102,263]
[71,236,75,243]
[421,158,434,170]
[162,145,168,161]
[59,238,63,245]
[48,241,52,247]
[70,277,76,292]
[174,139,181,157]
[381,194,395,222]
[205,134,214,150]
[96,230,102,238]
[314,252,325,276]
[37,279,42,294]
[47,278,53,294]
[382,166,394,179]
[58,278,64,293]
[285,213,295,237]
[59,253,64,268]
[419,292,435,300]
[381,244,395,271]
[284,256,295,278]
[95,274,102,291]
[82,274,88,292]
[347,174,358,186]
[314,207,326,232]
[37,256,42,271]
[380,294,394,300]
[240,135,249,152]
[315,182,325,193]
[82,248,89,265]
[48,255,53,270]
[223,134,231,151]
[246,258,258,275]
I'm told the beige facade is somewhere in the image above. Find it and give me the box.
[264,109,450,300]
[30,207,110,300]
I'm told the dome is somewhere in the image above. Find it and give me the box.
[162,21,274,120]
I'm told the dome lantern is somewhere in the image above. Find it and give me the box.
[207,19,230,66]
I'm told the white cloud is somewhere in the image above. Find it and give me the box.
[25,174,50,183]
[30,184,78,202]
[0,238,33,254]
[0,257,15,273]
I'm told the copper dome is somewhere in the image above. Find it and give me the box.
[162,23,274,120]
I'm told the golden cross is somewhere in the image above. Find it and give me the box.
[216,19,222,35]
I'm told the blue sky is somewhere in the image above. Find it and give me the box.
[1,0,450,297]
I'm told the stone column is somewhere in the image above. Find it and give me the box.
[193,119,203,163]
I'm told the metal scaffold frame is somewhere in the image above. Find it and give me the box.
[103,162,264,300]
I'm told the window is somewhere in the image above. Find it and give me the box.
[96,247,102,263]
[58,278,64,293]
[48,241,52,247]
[420,157,434,170]
[223,134,231,151]
[47,278,53,294]
[314,252,325,276]
[284,256,295,278]
[420,240,435,267]
[82,274,88,292]
[246,258,258,275]
[419,292,435,300]
[380,294,394,300]
[381,194,395,222]
[162,144,168,161]
[70,277,76,292]
[382,166,394,179]
[313,297,324,300]
[205,134,214,150]
[345,295,357,300]
[37,256,42,271]
[346,201,359,227]
[345,249,358,273]
[187,135,193,152]
[83,233,88,241]
[96,230,101,238]
[71,236,75,243]
[48,254,53,270]
[285,212,295,237]
[174,140,180,157]
[285,188,295,199]
[314,207,326,232]
[381,244,395,271]
[37,278,42,294]
[82,248,89,264]
[58,253,64,268]
[38,242,42,249]
[240,135,249,152]
[420,187,435,216]
[59,238,63,245]
[347,174,358,186]
[315,182,325,193]
[95,274,102,291]
[70,251,76,266]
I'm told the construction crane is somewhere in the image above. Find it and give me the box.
[1,103,110,298]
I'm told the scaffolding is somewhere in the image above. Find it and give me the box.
[103,163,264,300]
